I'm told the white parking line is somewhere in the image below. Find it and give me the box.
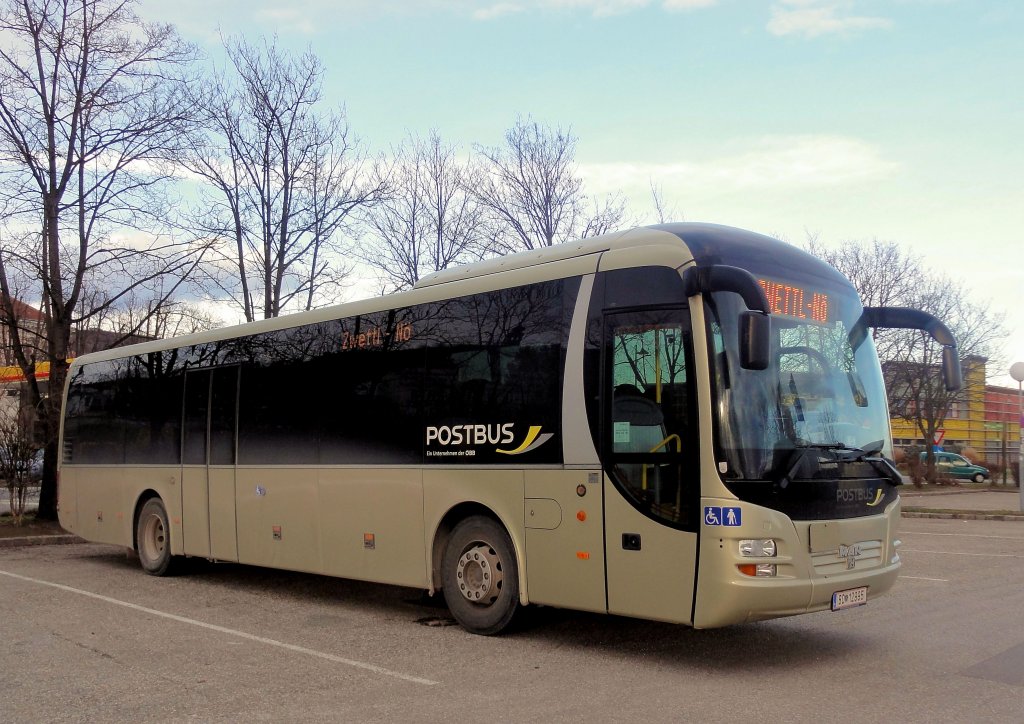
[899,549,1024,559]
[0,569,438,687]
[901,531,1024,542]
[898,576,949,582]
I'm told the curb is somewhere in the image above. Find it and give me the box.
[0,534,85,549]
[900,489,1021,498]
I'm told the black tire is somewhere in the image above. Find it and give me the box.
[136,498,175,576]
[973,473,985,484]
[441,516,520,636]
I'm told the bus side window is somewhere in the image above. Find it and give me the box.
[612,387,666,454]
[606,313,694,527]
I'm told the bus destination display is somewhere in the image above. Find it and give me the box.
[757,277,830,323]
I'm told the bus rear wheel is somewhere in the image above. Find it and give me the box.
[442,516,519,635]
[136,498,175,576]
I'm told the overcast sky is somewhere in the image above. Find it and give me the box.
[141,0,1024,385]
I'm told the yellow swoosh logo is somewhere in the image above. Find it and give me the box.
[496,425,541,454]
[496,425,553,455]
[866,488,885,507]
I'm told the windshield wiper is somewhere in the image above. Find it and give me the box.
[774,443,836,490]
[774,440,901,489]
[830,440,902,485]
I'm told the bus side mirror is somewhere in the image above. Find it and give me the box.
[942,345,963,392]
[740,311,770,370]
[852,307,963,392]
[682,264,772,371]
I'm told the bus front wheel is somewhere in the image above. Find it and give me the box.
[136,498,175,576]
[442,516,520,635]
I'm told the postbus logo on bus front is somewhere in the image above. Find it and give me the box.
[836,484,885,507]
[424,423,553,457]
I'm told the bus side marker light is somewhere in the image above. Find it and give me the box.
[577,551,590,560]
[576,510,586,522]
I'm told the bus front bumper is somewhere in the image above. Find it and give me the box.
[693,556,901,628]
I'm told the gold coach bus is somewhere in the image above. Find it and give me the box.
[57,223,961,635]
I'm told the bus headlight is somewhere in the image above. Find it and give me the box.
[739,539,777,557]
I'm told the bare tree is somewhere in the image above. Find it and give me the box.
[186,37,382,321]
[0,0,206,518]
[0,409,39,526]
[0,254,46,365]
[649,179,681,224]
[809,237,1006,483]
[362,131,483,292]
[474,117,625,255]
[97,286,220,342]
[886,272,1004,481]
[581,194,629,238]
[806,237,924,310]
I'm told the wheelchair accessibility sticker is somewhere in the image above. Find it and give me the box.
[704,506,741,527]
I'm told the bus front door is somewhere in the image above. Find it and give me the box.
[181,367,239,561]
[602,309,699,625]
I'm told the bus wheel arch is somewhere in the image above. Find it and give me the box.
[133,492,176,576]
[131,490,161,551]
[432,504,524,635]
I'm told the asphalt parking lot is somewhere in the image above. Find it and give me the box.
[2,516,1023,723]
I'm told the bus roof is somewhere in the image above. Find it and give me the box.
[66,223,832,369]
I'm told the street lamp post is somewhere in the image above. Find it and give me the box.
[1010,362,1024,512]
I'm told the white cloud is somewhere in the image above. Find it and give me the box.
[579,134,900,198]
[471,0,717,21]
[662,0,718,11]
[473,3,525,20]
[141,0,884,38]
[254,7,318,34]
[767,1,893,38]
[531,0,650,17]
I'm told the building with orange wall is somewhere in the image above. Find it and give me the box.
[984,384,1023,468]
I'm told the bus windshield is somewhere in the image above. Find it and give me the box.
[706,277,892,483]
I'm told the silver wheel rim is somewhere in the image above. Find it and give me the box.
[455,543,503,605]
[140,512,166,564]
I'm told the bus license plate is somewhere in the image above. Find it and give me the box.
[831,587,868,611]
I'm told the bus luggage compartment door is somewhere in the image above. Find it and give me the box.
[524,469,605,613]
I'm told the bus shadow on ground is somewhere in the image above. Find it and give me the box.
[519,606,867,671]
[77,544,448,611]
[77,544,868,671]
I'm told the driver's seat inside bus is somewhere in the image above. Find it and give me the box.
[612,386,674,505]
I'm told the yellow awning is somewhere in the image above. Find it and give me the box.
[0,360,73,384]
